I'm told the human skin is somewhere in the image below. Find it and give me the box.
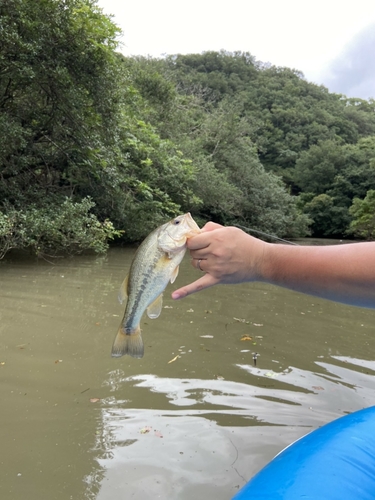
[171,222,375,309]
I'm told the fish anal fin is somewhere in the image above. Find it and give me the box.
[147,293,163,319]
[118,275,129,305]
[170,265,179,284]
[111,325,144,358]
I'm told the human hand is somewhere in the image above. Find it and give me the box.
[172,222,266,299]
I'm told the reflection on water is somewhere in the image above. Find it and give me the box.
[89,356,375,500]
[1,247,375,500]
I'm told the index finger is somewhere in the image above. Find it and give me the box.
[187,222,223,250]
[172,273,219,299]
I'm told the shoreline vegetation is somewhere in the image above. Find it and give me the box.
[1,0,375,259]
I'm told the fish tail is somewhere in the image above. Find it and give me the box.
[111,325,144,358]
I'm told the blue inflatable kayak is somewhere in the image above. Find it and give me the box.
[233,406,375,500]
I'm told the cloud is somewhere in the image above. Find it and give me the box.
[322,22,375,99]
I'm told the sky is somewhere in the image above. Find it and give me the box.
[97,0,375,100]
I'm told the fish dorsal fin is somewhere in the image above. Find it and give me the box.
[147,293,163,319]
[118,275,129,305]
[170,265,179,284]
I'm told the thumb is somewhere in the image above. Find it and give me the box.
[200,221,223,233]
[172,274,219,300]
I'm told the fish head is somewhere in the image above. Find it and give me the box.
[157,213,200,254]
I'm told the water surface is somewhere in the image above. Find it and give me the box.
[1,246,374,499]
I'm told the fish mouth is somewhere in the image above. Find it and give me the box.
[170,213,200,240]
[185,212,201,234]
[160,213,200,252]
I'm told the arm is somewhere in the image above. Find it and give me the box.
[172,222,375,309]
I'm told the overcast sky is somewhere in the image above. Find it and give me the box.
[97,0,375,100]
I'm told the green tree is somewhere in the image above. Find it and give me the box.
[126,54,311,237]
[293,141,347,194]
[0,0,123,204]
[348,190,375,239]
[302,194,351,237]
[0,0,201,253]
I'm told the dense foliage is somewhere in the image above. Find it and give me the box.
[349,190,375,239]
[1,1,375,257]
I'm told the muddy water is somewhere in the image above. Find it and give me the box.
[1,246,374,500]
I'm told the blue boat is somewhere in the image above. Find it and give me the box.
[233,406,375,500]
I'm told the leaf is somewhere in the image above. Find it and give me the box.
[140,426,152,434]
[240,335,253,341]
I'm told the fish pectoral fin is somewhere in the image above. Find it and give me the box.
[118,275,129,304]
[170,265,179,284]
[111,325,144,358]
[147,293,163,319]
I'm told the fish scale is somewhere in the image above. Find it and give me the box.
[124,250,165,331]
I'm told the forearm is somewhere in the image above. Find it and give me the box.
[260,242,375,308]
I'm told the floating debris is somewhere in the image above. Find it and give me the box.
[265,371,278,378]
[253,352,260,366]
[234,317,246,323]
[168,355,180,364]
[240,335,253,341]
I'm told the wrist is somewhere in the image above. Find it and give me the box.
[255,241,277,284]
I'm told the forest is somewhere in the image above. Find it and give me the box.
[1,0,375,258]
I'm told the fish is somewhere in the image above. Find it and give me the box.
[111,213,200,358]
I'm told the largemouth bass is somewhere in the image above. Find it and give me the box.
[111,213,200,358]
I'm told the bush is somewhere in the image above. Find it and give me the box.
[0,198,121,259]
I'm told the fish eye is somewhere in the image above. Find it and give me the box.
[174,219,181,225]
